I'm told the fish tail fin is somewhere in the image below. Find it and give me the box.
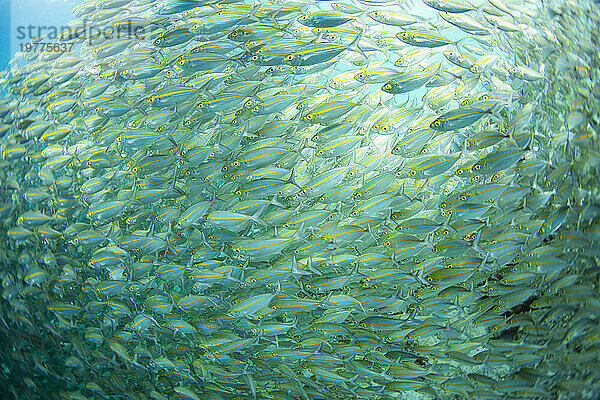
[471,230,487,258]
[286,168,301,190]
[424,232,435,251]
[351,30,367,61]
[269,195,286,208]
[275,18,297,37]
[291,256,311,276]
[129,176,138,201]
[250,209,268,227]
[412,266,428,286]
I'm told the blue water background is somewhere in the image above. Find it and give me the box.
[4,0,77,66]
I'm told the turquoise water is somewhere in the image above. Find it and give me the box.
[9,0,77,59]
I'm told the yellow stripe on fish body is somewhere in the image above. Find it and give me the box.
[350,193,396,217]
[404,154,461,179]
[302,100,359,123]
[233,237,293,260]
[87,200,127,221]
[430,108,490,131]
[315,135,363,158]
[228,293,275,318]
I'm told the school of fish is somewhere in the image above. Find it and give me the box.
[0,0,599,399]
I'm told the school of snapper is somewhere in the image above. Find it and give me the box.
[0,0,599,399]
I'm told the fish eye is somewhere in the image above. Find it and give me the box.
[383,84,391,90]
[474,165,481,171]
[284,54,294,61]
[252,106,260,112]
[305,114,312,120]
[317,150,323,155]
[251,55,258,61]
[409,170,416,176]
[456,169,463,175]
[460,195,467,201]
[147,97,154,102]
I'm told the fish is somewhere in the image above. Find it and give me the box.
[0,0,598,399]
[430,108,492,131]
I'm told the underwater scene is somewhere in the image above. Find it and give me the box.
[0,0,599,399]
